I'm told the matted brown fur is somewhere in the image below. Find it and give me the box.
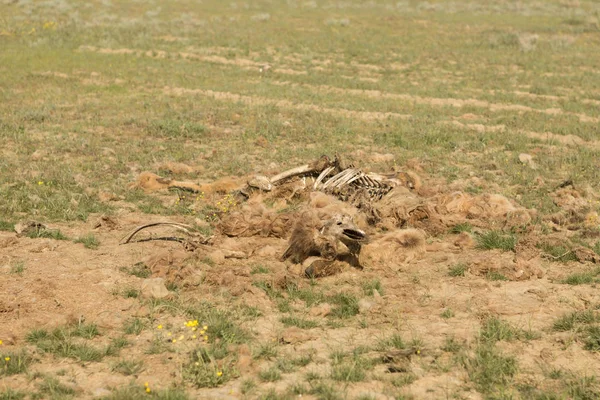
[360,229,426,269]
[218,205,295,238]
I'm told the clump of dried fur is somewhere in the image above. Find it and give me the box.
[360,228,426,269]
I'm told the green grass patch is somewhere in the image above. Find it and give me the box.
[183,347,237,388]
[561,267,600,285]
[26,227,68,240]
[450,223,473,234]
[112,359,144,376]
[361,279,384,296]
[123,318,147,335]
[259,367,282,382]
[0,350,32,376]
[102,384,189,400]
[328,293,360,319]
[280,316,319,329]
[73,233,99,249]
[0,220,14,232]
[448,263,467,277]
[486,271,509,281]
[476,231,517,252]
[9,261,25,275]
[35,376,77,398]
[480,317,538,343]
[120,262,152,278]
[376,333,405,351]
[463,344,518,394]
[553,309,600,332]
[0,389,26,400]
[25,323,120,362]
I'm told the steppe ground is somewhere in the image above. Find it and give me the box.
[2,0,600,399]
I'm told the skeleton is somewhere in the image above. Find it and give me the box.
[282,213,367,278]
[120,222,212,251]
[246,154,407,205]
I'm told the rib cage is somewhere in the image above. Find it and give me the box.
[313,167,395,202]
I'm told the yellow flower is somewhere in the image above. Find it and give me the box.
[172,339,177,343]
[217,371,223,377]
[204,335,208,341]
[192,335,197,339]
[157,325,163,330]
[145,387,151,393]
[178,335,184,340]
[144,382,149,387]
[0,339,3,345]
[203,325,208,331]
[37,181,44,185]
[199,330,205,335]
[167,332,172,337]
[4,357,9,362]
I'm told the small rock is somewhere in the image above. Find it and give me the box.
[358,298,374,314]
[309,303,332,317]
[93,215,119,230]
[14,221,46,237]
[518,153,537,169]
[248,175,272,191]
[280,327,314,344]
[140,278,170,299]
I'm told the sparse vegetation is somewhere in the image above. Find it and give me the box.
[123,318,147,335]
[112,359,144,376]
[74,233,99,249]
[183,347,237,388]
[0,350,32,376]
[120,262,152,279]
[2,0,600,396]
[25,323,120,362]
[540,243,578,263]
[476,231,517,252]
[280,316,319,329]
[9,261,25,275]
[561,267,600,285]
[463,344,518,394]
[35,376,77,398]
[448,263,467,277]
[0,389,26,400]
[361,279,384,296]
[450,223,473,234]
[25,228,68,241]
[259,367,282,382]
